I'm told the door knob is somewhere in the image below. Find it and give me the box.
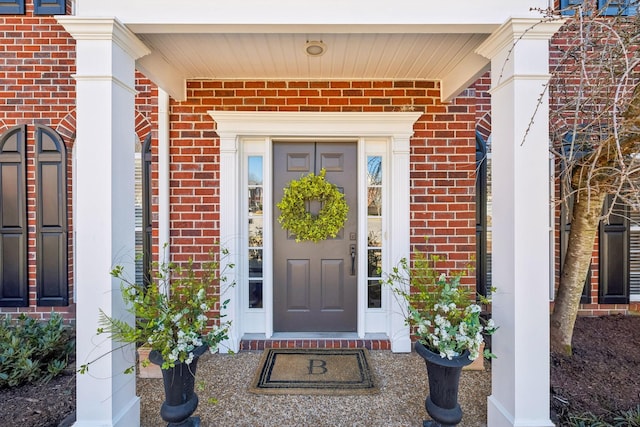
[350,244,356,276]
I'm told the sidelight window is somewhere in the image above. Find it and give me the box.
[367,156,383,308]
[248,156,264,309]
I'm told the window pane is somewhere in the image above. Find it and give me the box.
[249,280,263,308]
[249,217,263,247]
[249,249,262,277]
[249,187,263,213]
[367,156,382,185]
[367,218,382,247]
[368,187,382,216]
[368,249,382,277]
[368,280,381,308]
[248,156,263,185]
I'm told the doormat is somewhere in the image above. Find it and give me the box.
[249,348,377,395]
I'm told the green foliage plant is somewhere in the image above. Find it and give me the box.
[384,252,497,361]
[276,169,349,243]
[80,248,233,373]
[562,406,640,427]
[0,313,74,388]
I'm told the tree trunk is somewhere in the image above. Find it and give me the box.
[550,189,606,355]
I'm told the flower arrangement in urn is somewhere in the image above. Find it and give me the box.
[80,248,233,374]
[385,252,497,361]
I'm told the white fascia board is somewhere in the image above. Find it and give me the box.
[76,0,550,32]
[441,53,491,103]
[210,111,422,139]
[136,52,186,101]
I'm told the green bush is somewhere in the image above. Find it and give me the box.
[562,406,640,427]
[0,313,75,388]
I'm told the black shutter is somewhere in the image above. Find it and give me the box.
[0,125,28,307]
[33,0,65,15]
[0,0,24,14]
[142,135,152,287]
[475,132,488,298]
[599,196,630,304]
[560,195,591,303]
[598,0,637,15]
[35,125,68,306]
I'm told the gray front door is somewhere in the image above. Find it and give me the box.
[273,141,357,332]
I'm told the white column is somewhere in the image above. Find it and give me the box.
[158,89,171,270]
[389,134,412,353]
[218,133,241,353]
[57,17,150,427]
[476,18,562,427]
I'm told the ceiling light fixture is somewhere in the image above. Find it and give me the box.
[304,40,326,57]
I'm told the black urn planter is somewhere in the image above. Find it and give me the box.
[149,345,208,427]
[415,341,473,427]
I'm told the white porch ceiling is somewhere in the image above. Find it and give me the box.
[139,32,486,81]
[72,0,552,102]
[136,31,491,102]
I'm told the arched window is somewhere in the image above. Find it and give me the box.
[35,125,68,306]
[141,135,152,286]
[0,125,28,306]
[475,131,490,297]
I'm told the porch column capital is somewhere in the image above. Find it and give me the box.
[481,16,561,427]
[57,17,150,61]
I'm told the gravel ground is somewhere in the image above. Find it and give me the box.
[138,350,491,427]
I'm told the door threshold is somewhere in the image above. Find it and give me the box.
[239,333,390,351]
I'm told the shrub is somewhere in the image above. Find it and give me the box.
[0,313,75,389]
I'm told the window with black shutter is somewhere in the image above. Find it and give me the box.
[560,0,637,15]
[0,0,24,14]
[0,125,28,307]
[476,132,489,298]
[142,135,152,287]
[34,0,65,15]
[599,196,630,304]
[35,125,68,306]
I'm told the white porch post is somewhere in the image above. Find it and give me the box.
[476,18,562,427]
[218,132,242,353]
[57,17,150,427]
[389,135,412,353]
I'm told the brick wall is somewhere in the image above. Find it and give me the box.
[0,2,159,321]
[548,18,639,316]
[171,80,477,280]
[0,7,76,321]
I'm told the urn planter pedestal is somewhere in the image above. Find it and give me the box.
[149,345,208,427]
[415,341,473,427]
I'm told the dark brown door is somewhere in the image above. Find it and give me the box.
[273,141,357,332]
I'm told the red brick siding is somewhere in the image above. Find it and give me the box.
[0,5,159,321]
[0,9,76,321]
[173,80,477,282]
[547,19,637,316]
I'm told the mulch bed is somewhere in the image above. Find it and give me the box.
[0,315,637,426]
[550,314,640,423]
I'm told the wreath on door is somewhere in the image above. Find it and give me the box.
[276,169,349,243]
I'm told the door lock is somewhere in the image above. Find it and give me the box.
[350,244,356,276]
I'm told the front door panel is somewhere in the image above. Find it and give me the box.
[273,142,357,332]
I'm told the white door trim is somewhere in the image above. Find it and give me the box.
[210,111,420,353]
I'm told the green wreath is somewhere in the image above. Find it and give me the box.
[277,169,349,243]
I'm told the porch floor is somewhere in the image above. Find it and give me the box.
[239,333,391,351]
[138,349,491,426]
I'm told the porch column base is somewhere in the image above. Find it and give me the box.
[73,396,141,427]
[390,335,411,353]
[487,396,554,427]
